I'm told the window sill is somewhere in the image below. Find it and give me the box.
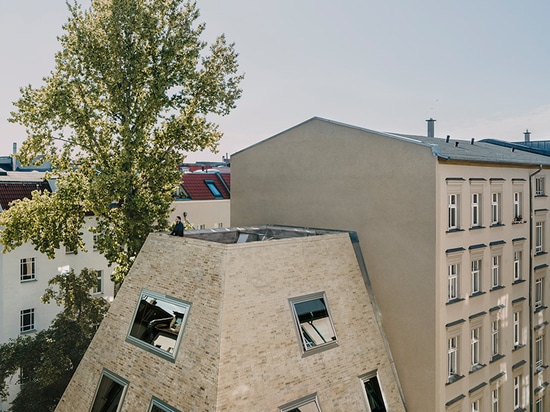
[490,354,505,363]
[490,223,505,228]
[20,278,38,283]
[301,341,339,357]
[535,365,548,375]
[490,285,505,292]
[535,194,548,198]
[446,228,465,234]
[535,305,547,313]
[469,291,486,298]
[469,225,486,231]
[513,344,526,352]
[446,298,465,305]
[20,329,36,335]
[512,279,526,285]
[512,220,526,225]
[446,374,464,385]
[535,251,548,257]
[469,364,486,374]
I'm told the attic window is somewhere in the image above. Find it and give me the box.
[205,180,223,198]
[126,289,191,362]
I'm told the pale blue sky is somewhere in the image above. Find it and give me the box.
[2,1,550,162]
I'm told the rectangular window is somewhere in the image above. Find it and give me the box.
[20,257,36,282]
[536,278,544,309]
[471,399,480,412]
[536,335,544,369]
[127,289,191,361]
[491,320,499,357]
[290,293,337,354]
[93,233,99,251]
[514,311,521,347]
[91,369,128,412]
[536,221,545,254]
[471,259,481,294]
[471,193,481,227]
[513,191,522,220]
[491,388,499,412]
[514,375,522,409]
[448,336,459,379]
[92,270,103,294]
[20,308,35,333]
[360,371,387,412]
[448,193,459,230]
[536,398,543,412]
[536,176,545,196]
[491,255,500,288]
[149,397,180,412]
[205,180,223,198]
[471,327,480,368]
[514,251,522,281]
[448,263,459,301]
[491,192,501,225]
[279,393,321,412]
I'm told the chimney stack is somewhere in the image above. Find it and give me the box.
[426,118,436,138]
[524,129,531,142]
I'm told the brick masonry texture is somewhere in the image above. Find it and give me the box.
[56,231,405,411]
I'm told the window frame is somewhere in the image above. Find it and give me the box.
[491,387,499,412]
[470,327,481,369]
[92,270,103,294]
[289,292,338,355]
[514,311,522,348]
[205,180,223,199]
[20,257,36,282]
[448,335,459,381]
[536,277,544,309]
[448,263,460,301]
[126,289,191,362]
[90,369,129,412]
[279,393,321,412]
[536,176,545,196]
[491,255,500,289]
[471,192,481,227]
[148,396,181,412]
[536,335,544,369]
[491,319,500,358]
[514,375,522,409]
[513,250,522,281]
[471,259,482,295]
[513,191,522,221]
[359,370,388,412]
[20,308,35,334]
[491,192,501,225]
[536,221,545,254]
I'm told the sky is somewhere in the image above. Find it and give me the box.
[2,1,550,163]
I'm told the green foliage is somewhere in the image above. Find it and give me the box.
[0,268,110,411]
[2,0,243,283]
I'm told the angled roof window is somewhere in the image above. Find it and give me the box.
[205,180,223,198]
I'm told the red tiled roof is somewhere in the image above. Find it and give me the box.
[181,172,230,200]
[0,181,51,210]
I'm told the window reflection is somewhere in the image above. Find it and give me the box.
[128,290,190,359]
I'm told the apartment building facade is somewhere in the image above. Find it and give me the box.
[231,117,550,411]
[0,174,114,411]
[56,227,406,411]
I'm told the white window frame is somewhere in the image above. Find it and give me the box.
[471,192,481,227]
[536,176,545,196]
[448,335,459,380]
[20,308,35,333]
[491,387,499,412]
[536,221,545,254]
[513,251,522,281]
[536,397,543,412]
[471,399,480,412]
[514,375,522,409]
[514,311,521,347]
[491,192,501,225]
[20,257,36,282]
[513,191,522,220]
[491,255,500,288]
[536,335,544,369]
[92,270,103,294]
[448,193,459,230]
[536,278,544,309]
[491,320,499,357]
[471,327,480,368]
[448,263,459,301]
[471,259,481,294]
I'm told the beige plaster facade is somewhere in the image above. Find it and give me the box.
[56,227,405,411]
[230,117,550,411]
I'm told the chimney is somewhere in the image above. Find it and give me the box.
[12,142,17,171]
[524,129,531,142]
[426,118,436,137]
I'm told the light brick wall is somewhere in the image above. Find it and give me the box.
[57,232,405,411]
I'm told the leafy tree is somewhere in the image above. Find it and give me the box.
[1,0,243,283]
[0,268,110,411]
